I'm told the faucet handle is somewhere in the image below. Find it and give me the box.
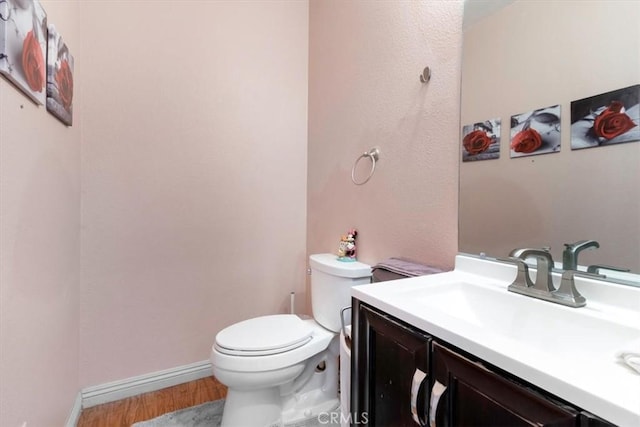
[553,270,605,308]
[562,240,599,270]
[564,239,599,249]
[586,264,631,275]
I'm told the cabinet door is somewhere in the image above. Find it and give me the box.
[352,301,431,426]
[431,342,578,427]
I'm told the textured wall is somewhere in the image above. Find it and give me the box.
[307,1,462,271]
[79,1,309,386]
[1,3,463,423]
[0,2,81,426]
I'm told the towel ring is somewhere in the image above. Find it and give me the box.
[351,147,380,185]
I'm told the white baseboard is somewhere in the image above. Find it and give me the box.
[65,392,82,427]
[81,360,213,409]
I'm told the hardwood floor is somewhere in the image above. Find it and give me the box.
[76,376,227,427]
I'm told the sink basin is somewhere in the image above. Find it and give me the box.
[404,281,640,358]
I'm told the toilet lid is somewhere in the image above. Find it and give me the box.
[215,314,313,356]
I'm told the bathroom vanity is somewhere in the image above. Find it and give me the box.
[351,254,640,426]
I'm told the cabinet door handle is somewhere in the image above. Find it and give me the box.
[429,380,447,427]
[410,368,428,426]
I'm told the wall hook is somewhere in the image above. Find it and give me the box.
[420,66,431,83]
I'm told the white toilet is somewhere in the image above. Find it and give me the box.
[210,253,371,427]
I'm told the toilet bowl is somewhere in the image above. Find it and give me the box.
[210,254,371,427]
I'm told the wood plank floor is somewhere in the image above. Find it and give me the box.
[76,376,227,427]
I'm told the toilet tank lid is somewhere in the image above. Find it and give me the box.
[309,253,372,278]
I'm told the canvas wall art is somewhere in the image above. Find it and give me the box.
[510,105,561,158]
[46,24,73,126]
[461,118,501,162]
[0,0,47,105]
[570,85,639,150]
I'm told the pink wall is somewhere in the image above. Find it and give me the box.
[78,1,309,386]
[307,0,462,270]
[0,2,81,426]
[1,1,461,424]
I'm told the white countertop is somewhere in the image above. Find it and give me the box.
[352,254,640,426]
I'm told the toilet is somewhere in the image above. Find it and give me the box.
[210,253,371,427]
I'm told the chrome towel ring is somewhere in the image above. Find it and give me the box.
[351,147,380,185]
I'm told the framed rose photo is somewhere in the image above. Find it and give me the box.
[46,25,73,126]
[510,105,561,158]
[0,0,48,105]
[570,85,640,150]
[461,118,501,162]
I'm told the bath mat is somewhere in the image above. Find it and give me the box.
[131,400,224,427]
[131,399,341,427]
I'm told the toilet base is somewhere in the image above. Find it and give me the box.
[283,399,340,426]
[281,342,340,425]
[221,387,283,427]
[220,339,341,427]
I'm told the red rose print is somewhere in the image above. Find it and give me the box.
[55,60,74,110]
[463,130,492,155]
[511,128,542,153]
[21,30,45,93]
[593,101,637,140]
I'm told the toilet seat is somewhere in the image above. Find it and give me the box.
[215,314,313,356]
[212,318,336,373]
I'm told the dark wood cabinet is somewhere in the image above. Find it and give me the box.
[431,341,578,427]
[352,300,616,427]
[352,299,431,426]
[578,411,619,427]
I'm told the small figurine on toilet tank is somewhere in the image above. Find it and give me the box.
[337,228,358,262]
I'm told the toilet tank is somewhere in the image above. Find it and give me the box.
[309,253,372,332]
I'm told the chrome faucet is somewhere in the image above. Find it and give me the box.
[562,240,599,270]
[501,247,603,308]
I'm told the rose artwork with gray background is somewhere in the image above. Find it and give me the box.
[0,0,47,104]
[570,84,640,150]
